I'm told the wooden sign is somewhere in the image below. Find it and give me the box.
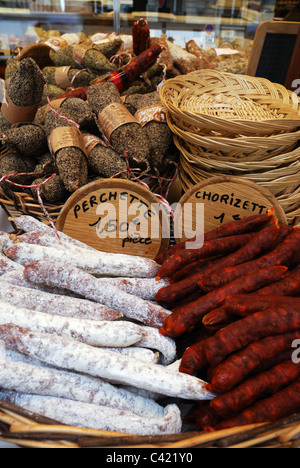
[174,176,287,243]
[56,179,170,259]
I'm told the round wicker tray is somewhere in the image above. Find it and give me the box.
[159,70,300,137]
[159,70,300,227]
[0,401,300,448]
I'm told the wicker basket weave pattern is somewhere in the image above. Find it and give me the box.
[159,70,300,226]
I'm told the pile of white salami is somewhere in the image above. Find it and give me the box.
[0,216,215,436]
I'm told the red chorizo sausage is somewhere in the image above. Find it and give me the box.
[200,226,298,291]
[210,360,300,419]
[160,265,287,338]
[204,303,300,369]
[156,233,253,280]
[224,294,300,317]
[155,212,274,265]
[214,378,300,430]
[209,331,300,394]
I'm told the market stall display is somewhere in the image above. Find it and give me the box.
[0,20,299,448]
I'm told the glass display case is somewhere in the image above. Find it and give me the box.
[0,1,296,47]
[0,0,299,76]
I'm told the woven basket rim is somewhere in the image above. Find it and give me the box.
[159,70,300,137]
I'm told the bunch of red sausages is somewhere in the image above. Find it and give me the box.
[155,211,300,430]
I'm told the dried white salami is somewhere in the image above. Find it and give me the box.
[0,391,182,435]
[17,231,102,255]
[0,280,121,321]
[0,232,15,251]
[0,270,82,297]
[0,324,215,400]
[6,242,159,278]
[137,326,177,365]
[0,354,165,418]
[12,215,97,251]
[97,277,170,301]
[105,347,160,364]
[0,255,23,275]
[0,302,143,347]
[24,260,171,327]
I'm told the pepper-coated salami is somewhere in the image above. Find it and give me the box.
[6,242,159,278]
[208,331,300,393]
[156,233,252,280]
[0,324,215,401]
[0,390,182,436]
[160,266,287,338]
[214,379,300,430]
[24,260,171,328]
[210,360,300,419]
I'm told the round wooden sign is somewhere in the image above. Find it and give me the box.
[56,179,170,259]
[174,176,287,243]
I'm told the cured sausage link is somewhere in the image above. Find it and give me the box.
[0,390,182,436]
[160,266,287,338]
[0,355,165,418]
[0,280,122,321]
[208,331,300,394]
[24,260,171,328]
[5,242,159,278]
[204,303,300,369]
[214,378,300,430]
[210,360,300,419]
[0,324,215,401]
[156,233,252,280]
[155,212,273,264]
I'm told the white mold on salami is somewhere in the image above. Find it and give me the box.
[0,324,216,400]
[0,390,182,435]
[24,260,171,328]
[0,280,121,321]
[0,356,165,418]
[97,277,170,301]
[137,326,177,365]
[5,241,159,278]
[0,302,143,347]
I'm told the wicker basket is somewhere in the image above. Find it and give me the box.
[159,70,300,226]
[0,153,178,229]
[159,70,300,137]
[0,401,300,448]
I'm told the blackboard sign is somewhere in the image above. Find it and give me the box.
[247,21,300,90]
